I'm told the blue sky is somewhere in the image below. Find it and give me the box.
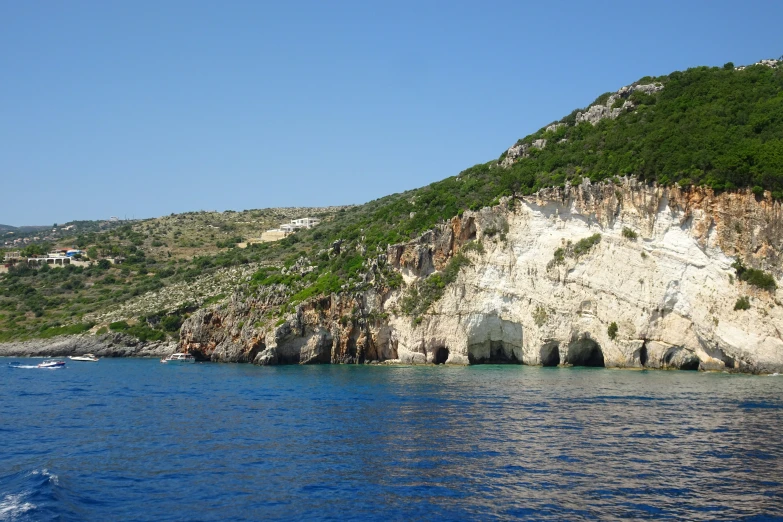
[1,1,781,226]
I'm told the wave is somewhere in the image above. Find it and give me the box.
[0,469,81,522]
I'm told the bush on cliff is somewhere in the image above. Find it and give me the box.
[732,259,777,292]
[608,322,619,340]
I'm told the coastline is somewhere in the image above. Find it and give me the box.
[0,333,177,359]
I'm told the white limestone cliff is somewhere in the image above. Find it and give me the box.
[181,179,783,373]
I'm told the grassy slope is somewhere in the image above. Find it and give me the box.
[0,207,344,341]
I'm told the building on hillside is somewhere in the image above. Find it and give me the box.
[3,251,21,263]
[290,217,321,229]
[259,217,321,243]
[27,252,72,267]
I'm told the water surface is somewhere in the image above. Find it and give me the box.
[1,360,782,520]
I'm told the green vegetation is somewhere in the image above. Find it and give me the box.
[732,259,777,292]
[622,227,638,240]
[734,296,751,311]
[500,63,783,196]
[572,234,602,257]
[462,240,485,255]
[400,254,471,323]
[608,322,618,340]
[549,234,602,268]
[532,305,548,327]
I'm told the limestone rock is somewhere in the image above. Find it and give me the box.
[176,180,783,374]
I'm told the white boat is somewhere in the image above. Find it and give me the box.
[37,360,66,368]
[160,353,196,364]
[69,354,99,362]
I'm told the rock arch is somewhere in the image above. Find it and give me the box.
[465,314,523,364]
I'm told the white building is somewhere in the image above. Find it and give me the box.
[290,217,321,229]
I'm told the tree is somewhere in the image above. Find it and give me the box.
[20,244,47,257]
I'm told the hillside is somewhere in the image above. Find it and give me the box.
[0,206,346,341]
[2,57,783,362]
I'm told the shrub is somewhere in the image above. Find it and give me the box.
[532,306,548,327]
[622,227,638,240]
[109,320,129,331]
[462,240,485,254]
[608,322,618,340]
[385,271,403,289]
[734,296,751,311]
[160,315,183,332]
[38,322,94,339]
[732,259,777,292]
[549,234,601,268]
[573,234,602,257]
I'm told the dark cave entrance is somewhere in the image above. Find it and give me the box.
[467,341,520,364]
[639,344,648,367]
[434,347,449,365]
[567,338,605,367]
[664,349,700,371]
[540,342,561,367]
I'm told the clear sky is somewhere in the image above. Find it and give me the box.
[1,1,781,226]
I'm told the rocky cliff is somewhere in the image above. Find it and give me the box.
[179,179,783,373]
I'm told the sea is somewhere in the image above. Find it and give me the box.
[1,359,782,521]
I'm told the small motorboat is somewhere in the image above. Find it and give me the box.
[161,353,196,364]
[69,354,99,362]
[37,360,66,369]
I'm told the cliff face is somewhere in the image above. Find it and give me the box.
[179,179,783,373]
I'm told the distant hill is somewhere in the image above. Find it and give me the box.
[0,224,52,233]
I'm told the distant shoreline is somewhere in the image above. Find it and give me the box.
[0,333,176,359]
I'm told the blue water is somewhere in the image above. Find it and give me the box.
[1,360,782,521]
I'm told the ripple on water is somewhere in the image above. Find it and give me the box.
[2,361,783,521]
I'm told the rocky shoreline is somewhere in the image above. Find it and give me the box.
[0,333,177,359]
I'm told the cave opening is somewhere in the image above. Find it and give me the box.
[540,342,560,367]
[639,344,648,367]
[434,347,449,365]
[468,341,520,364]
[680,358,699,371]
[567,338,605,367]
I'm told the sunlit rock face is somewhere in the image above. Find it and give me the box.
[385,179,783,373]
[181,179,783,373]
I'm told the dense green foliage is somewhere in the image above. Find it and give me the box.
[499,63,783,196]
[732,259,777,291]
[734,296,751,311]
